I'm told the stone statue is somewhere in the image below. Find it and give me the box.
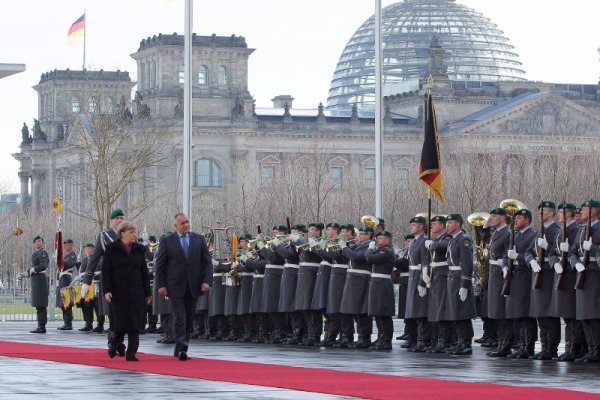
[134,91,151,119]
[117,94,133,125]
[231,95,245,118]
[174,88,184,118]
[21,122,32,144]
[32,119,46,141]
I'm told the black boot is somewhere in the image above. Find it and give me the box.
[351,335,371,349]
[30,326,46,334]
[453,341,473,355]
[531,343,550,360]
[557,342,575,362]
[487,341,511,357]
[78,323,93,332]
[428,340,449,354]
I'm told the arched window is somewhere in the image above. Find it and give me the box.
[104,97,114,114]
[88,96,97,114]
[178,65,185,85]
[71,97,80,113]
[195,159,222,187]
[198,65,208,85]
[218,66,228,85]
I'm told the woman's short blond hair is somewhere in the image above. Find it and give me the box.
[117,221,137,238]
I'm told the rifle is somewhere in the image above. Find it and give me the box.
[286,217,292,234]
[555,201,567,290]
[575,200,592,290]
[532,207,544,289]
[501,215,516,296]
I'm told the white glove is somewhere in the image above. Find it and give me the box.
[582,239,592,251]
[575,263,585,273]
[81,283,89,298]
[240,253,249,262]
[553,263,563,274]
[289,233,300,241]
[421,268,431,285]
[417,285,427,297]
[502,267,508,278]
[211,259,219,267]
[424,240,433,250]
[339,240,347,250]
[529,260,541,273]
[272,238,282,247]
[29,267,36,275]
[256,240,265,250]
[368,241,376,250]
[560,240,569,253]
[459,287,468,302]
[308,237,317,246]
[537,236,548,250]
[507,248,518,260]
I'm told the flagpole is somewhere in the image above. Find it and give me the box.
[374,0,384,218]
[426,75,433,238]
[83,10,86,70]
[183,0,193,223]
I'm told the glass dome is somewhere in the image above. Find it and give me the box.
[327,0,526,111]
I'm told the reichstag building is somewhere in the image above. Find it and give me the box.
[13,0,600,233]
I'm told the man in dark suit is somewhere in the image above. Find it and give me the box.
[155,213,213,361]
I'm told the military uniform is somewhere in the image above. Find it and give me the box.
[295,238,323,346]
[323,244,353,347]
[246,254,269,342]
[224,257,242,341]
[56,246,78,329]
[208,259,229,339]
[85,228,118,324]
[29,241,49,333]
[258,244,286,343]
[78,250,95,331]
[404,231,430,351]
[235,250,257,342]
[274,238,304,344]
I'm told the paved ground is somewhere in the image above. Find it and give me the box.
[1,319,599,399]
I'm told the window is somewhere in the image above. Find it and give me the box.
[261,166,274,188]
[71,97,80,113]
[195,159,222,188]
[218,66,228,85]
[178,65,185,85]
[88,96,97,114]
[104,97,114,114]
[398,168,408,190]
[330,167,343,188]
[198,65,208,85]
[364,167,375,188]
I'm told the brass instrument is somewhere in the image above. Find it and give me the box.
[326,236,358,251]
[295,242,311,252]
[265,234,291,249]
[361,215,380,228]
[499,199,528,296]
[148,241,159,252]
[205,223,236,286]
[467,212,491,294]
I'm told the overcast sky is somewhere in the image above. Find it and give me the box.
[1,0,598,191]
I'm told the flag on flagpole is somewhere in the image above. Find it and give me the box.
[67,14,85,44]
[418,92,444,202]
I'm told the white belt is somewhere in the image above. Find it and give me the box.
[283,263,299,269]
[59,271,73,278]
[253,274,264,278]
[409,265,422,271]
[371,273,391,279]
[430,262,448,268]
[400,272,409,277]
[333,264,349,269]
[237,272,254,277]
[36,270,47,274]
[449,266,462,271]
[266,264,284,270]
[320,261,332,267]
[581,257,598,262]
[489,259,503,266]
[299,262,321,267]
[213,273,226,278]
[512,261,520,266]
[348,269,371,275]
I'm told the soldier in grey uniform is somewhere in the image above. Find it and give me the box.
[82,209,125,335]
[404,216,430,352]
[235,234,257,342]
[526,201,560,360]
[570,200,600,363]
[246,238,269,343]
[485,208,512,357]
[27,236,50,333]
[504,208,538,359]
[295,222,324,346]
[423,216,452,353]
[365,230,396,350]
[548,203,585,361]
[209,256,230,340]
[274,224,306,345]
[340,225,374,349]
[56,238,78,330]
[396,234,415,342]
[444,214,477,355]
[79,243,95,331]
[224,244,242,341]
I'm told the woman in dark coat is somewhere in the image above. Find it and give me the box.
[102,221,151,361]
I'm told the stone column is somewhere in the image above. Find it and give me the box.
[31,170,45,217]
[18,172,30,213]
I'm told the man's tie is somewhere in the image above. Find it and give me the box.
[180,234,189,258]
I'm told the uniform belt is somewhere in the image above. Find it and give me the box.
[400,272,409,277]
[581,257,598,262]
[430,262,448,268]
[347,269,371,275]
[253,274,264,278]
[59,271,73,278]
[489,259,503,266]
[237,272,254,277]
[213,273,226,278]
[283,263,299,269]
[266,264,284,270]
[299,262,321,267]
[448,266,462,271]
[320,261,332,267]
[333,264,349,269]
[409,265,422,271]
[371,273,391,279]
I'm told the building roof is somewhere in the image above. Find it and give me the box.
[0,63,25,80]
[137,33,248,52]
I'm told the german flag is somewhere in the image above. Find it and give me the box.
[67,14,85,44]
[418,93,444,202]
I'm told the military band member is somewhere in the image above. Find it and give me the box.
[485,208,512,357]
[365,230,396,350]
[423,216,452,353]
[274,224,306,345]
[340,225,374,349]
[235,234,258,342]
[145,235,158,333]
[396,234,415,342]
[404,216,430,352]
[56,239,78,330]
[526,201,560,360]
[444,214,477,355]
[209,255,230,340]
[79,243,95,332]
[224,241,243,341]
[504,208,538,359]
[246,237,269,343]
[548,203,584,361]
[574,207,584,226]
[27,236,50,333]
[295,222,324,346]
[569,200,600,363]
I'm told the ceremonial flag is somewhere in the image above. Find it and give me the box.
[67,14,85,44]
[418,93,444,202]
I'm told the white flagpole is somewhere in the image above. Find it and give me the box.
[374,0,384,218]
[183,0,193,223]
[83,10,86,70]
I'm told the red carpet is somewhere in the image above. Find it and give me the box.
[0,340,598,400]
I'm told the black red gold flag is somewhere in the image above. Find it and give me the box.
[418,93,444,202]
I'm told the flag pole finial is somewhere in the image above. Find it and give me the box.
[427,74,434,94]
